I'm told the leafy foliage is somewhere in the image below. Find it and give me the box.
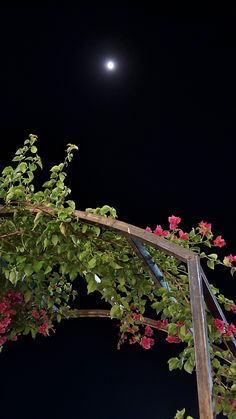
[0,135,236,418]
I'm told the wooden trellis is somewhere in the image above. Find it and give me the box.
[72,210,236,419]
[1,205,236,418]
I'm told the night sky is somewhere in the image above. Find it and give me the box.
[0,4,236,419]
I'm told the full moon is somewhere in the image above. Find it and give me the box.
[105,60,115,71]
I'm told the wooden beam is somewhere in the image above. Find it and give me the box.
[0,204,194,261]
[187,256,214,419]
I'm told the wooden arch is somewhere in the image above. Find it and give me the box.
[1,204,236,418]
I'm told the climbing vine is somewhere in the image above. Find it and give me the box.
[0,135,236,418]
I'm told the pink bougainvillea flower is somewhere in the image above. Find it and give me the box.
[168,215,181,230]
[224,329,233,337]
[144,325,154,337]
[133,313,141,321]
[227,323,236,335]
[198,221,212,235]
[214,318,226,334]
[32,310,40,320]
[140,336,155,349]
[178,230,189,240]
[0,336,7,346]
[231,304,236,314]
[166,335,181,343]
[4,290,23,305]
[0,317,11,328]
[153,225,168,237]
[0,301,9,314]
[156,320,162,329]
[156,319,168,330]
[213,235,226,247]
[161,319,169,328]
[145,226,152,233]
[224,255,236,266]
[129,336,137,345]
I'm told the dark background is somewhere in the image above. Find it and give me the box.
[0,4,236,418]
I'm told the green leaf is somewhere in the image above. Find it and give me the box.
[45,265,52,274]
[18,162,28,173]
[231,384,236,392]
[82,224,88,233]
[208,253,218,260]
[87,280,98,294]
[174,408,185,419]
[179,325,187,340]
[88,257,97,269]
[9,269,17,284]
[60,222,66,236]
[92,226,101,237]
[51,234,59,246]
[110,260,123,270]
[167,323,178,336]
[110,304,121,319]
[33,260,43,272]
[30,146,37,153]
[168,357,180,371]
[184,359,194,374]
[231,267,236,276]
[24,290,32,303]
[207,259,215,270]
[24,264,34,276]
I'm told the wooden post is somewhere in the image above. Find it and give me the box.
[187,255,214,419]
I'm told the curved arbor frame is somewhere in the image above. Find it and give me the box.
[2,203,235,419]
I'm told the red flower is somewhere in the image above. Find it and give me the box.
[214,318,225,334]
[145,227,152,233]
[231,304,236,314]
[154,225,168,237]
[168,215,181,230]
[161,319,169,328]
[224,255,236,266]
[140,336,155,349]
[213,235,226,247]
[133,313,141,321]
[38,318,50,336]
[166,335,181,343]
[178,230,189,240]
[156,319,168,330]
[129,336,137,345]
[227,323,236,335]
[4,290,22,304]
[198,221,212,236]
[0,301,9,314]
[32,310,40,320]
[0,336,7,346]
[1,316,11,328]
[144,325,154,337]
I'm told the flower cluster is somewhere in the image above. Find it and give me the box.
[146,215,236,276]
[213,318,236,337]
[31,309,53,336]
[0,290,23,347]
[0,288,55,350]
